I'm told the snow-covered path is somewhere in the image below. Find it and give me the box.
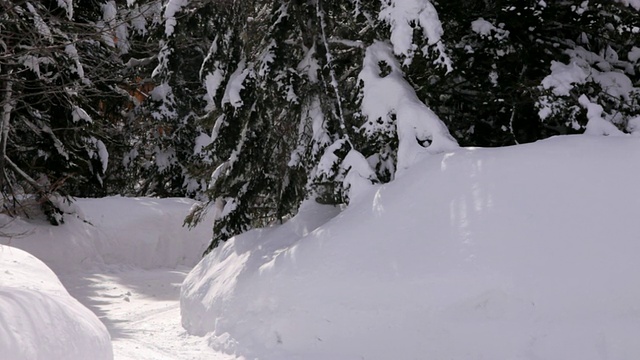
[58,267,234,360]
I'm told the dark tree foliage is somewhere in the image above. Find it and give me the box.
[414,0,640,147]
[2,0,638,252]
[0,0,129,223]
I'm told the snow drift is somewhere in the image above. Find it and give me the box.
[182,135,640,360]
[0,197,212,274]
[0,246,113,360]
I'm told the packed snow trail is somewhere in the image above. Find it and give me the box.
[0,197,239,359]
[58,267,235,360]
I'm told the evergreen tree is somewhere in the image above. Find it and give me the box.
[182,0,459,252]
[411,0,640,146]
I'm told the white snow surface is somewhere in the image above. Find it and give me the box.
[3,137,640,360]
[182,135,640,360]
[0,246,113,360]
[1,197,211,273]
[1,197,233,360]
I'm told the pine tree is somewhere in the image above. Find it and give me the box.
[115,0,640,255]
[189,0,316,251]
[408,0,640,146]
[184,0,459,253]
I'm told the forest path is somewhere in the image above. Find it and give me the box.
[59,267,234,360]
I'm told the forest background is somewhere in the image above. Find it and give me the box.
[1,0,639,251]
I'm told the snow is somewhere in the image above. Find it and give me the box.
[358,41,458,174]
[615,0,640,10]
[629,46,640,63]
[200,36,219,79]
[194,131,213,156]
[471,18,509,40]
[130,5,149,36]
[297,45,320,83]
[1,197,212,273]
[57,0,73,19]
[628,116,640,134]
[149,81,171,102]
[539,46,639,133]
[0,246,112,360]
[541,47,636,101]
[65,44,90,84]
[0,197,233,360]
[379,0,451,70]
[341,149,378,201]
[26,2,53,42]
[257,40,277,77]
[103,1,117,24]
[149,81,178,119]
[3,136,640,360]
[315,138,347,178]
[18,55,54,80]
[221,60,250,108]
[578,95,626,136]
[71,105,93,123]
[164,0,189,36]
[540,60,589,97]
[204,69,225,111]
[182,135,640,360]
[96,138,110,173]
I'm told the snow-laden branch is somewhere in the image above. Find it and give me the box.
[359,41,458,174]
[379,0,452,70]
[164,0,189,36]
[614,0,640,10]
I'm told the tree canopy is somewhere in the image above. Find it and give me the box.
[1,0,638,251]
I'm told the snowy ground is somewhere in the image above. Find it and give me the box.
[0,247,112,360]
[59,266,233,360]
[0,197,237,360]
[2,136,640,360]
[182,135,640,360]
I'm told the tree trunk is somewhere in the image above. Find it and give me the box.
[0,69,14,191]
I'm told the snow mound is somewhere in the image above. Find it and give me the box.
[182,136,640,360]
[1,197,212,273]
[0,246,112,360]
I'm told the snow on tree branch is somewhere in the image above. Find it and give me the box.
[615,0,640,10]
[164,0,189,36]
[57,0,73,19]
[359,41,458,174]
[379,0,452,70]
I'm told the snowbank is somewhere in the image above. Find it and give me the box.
[0,246,113,360]
[0,197,212,273]
[182,135,640,360]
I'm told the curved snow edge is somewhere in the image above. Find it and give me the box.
[0,246,113,360]
[180,136,640,360]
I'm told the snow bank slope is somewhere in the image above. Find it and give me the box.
[182,135,640,360]
[1,197,211,273]
[0,246,113,360]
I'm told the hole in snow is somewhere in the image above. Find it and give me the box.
[377,60,392,78]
